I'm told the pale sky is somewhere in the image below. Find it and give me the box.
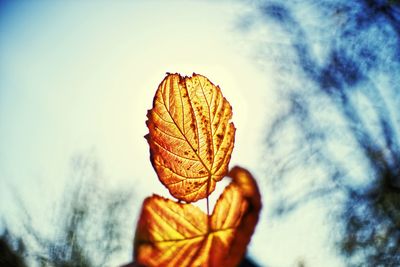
[0,1,343,266]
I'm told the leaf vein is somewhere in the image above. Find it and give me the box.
[153,140,198,162]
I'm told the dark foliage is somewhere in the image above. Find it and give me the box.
[0,229,27,267]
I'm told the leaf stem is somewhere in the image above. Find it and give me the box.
[206,196,210,217]
[206,174,212,232]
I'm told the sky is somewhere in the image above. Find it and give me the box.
[0,1,343,266]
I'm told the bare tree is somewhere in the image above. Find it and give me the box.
[241,0,400,266]
[2,153,135,267]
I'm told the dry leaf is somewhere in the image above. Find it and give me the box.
[224,166,262,266]
[146,73,236,202]
[133,166,261,267]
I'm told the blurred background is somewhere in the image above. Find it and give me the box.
[0,0,399,266]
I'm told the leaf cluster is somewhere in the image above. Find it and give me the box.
[132,73,262,267]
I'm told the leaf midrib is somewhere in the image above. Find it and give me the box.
[197,77,216,198]
[160,84,212,176]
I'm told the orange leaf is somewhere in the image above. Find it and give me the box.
[223,166,262,266]
[146,73,236,202]
[133,166,261,267]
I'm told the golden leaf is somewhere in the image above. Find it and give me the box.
[146,73,235,202]
[223,166,262,266]
[133,166,261,267]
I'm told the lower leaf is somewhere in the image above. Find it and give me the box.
[133,166,261,267]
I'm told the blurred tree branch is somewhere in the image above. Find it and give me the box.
[1,153,135,267]
[243,0,400,265]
